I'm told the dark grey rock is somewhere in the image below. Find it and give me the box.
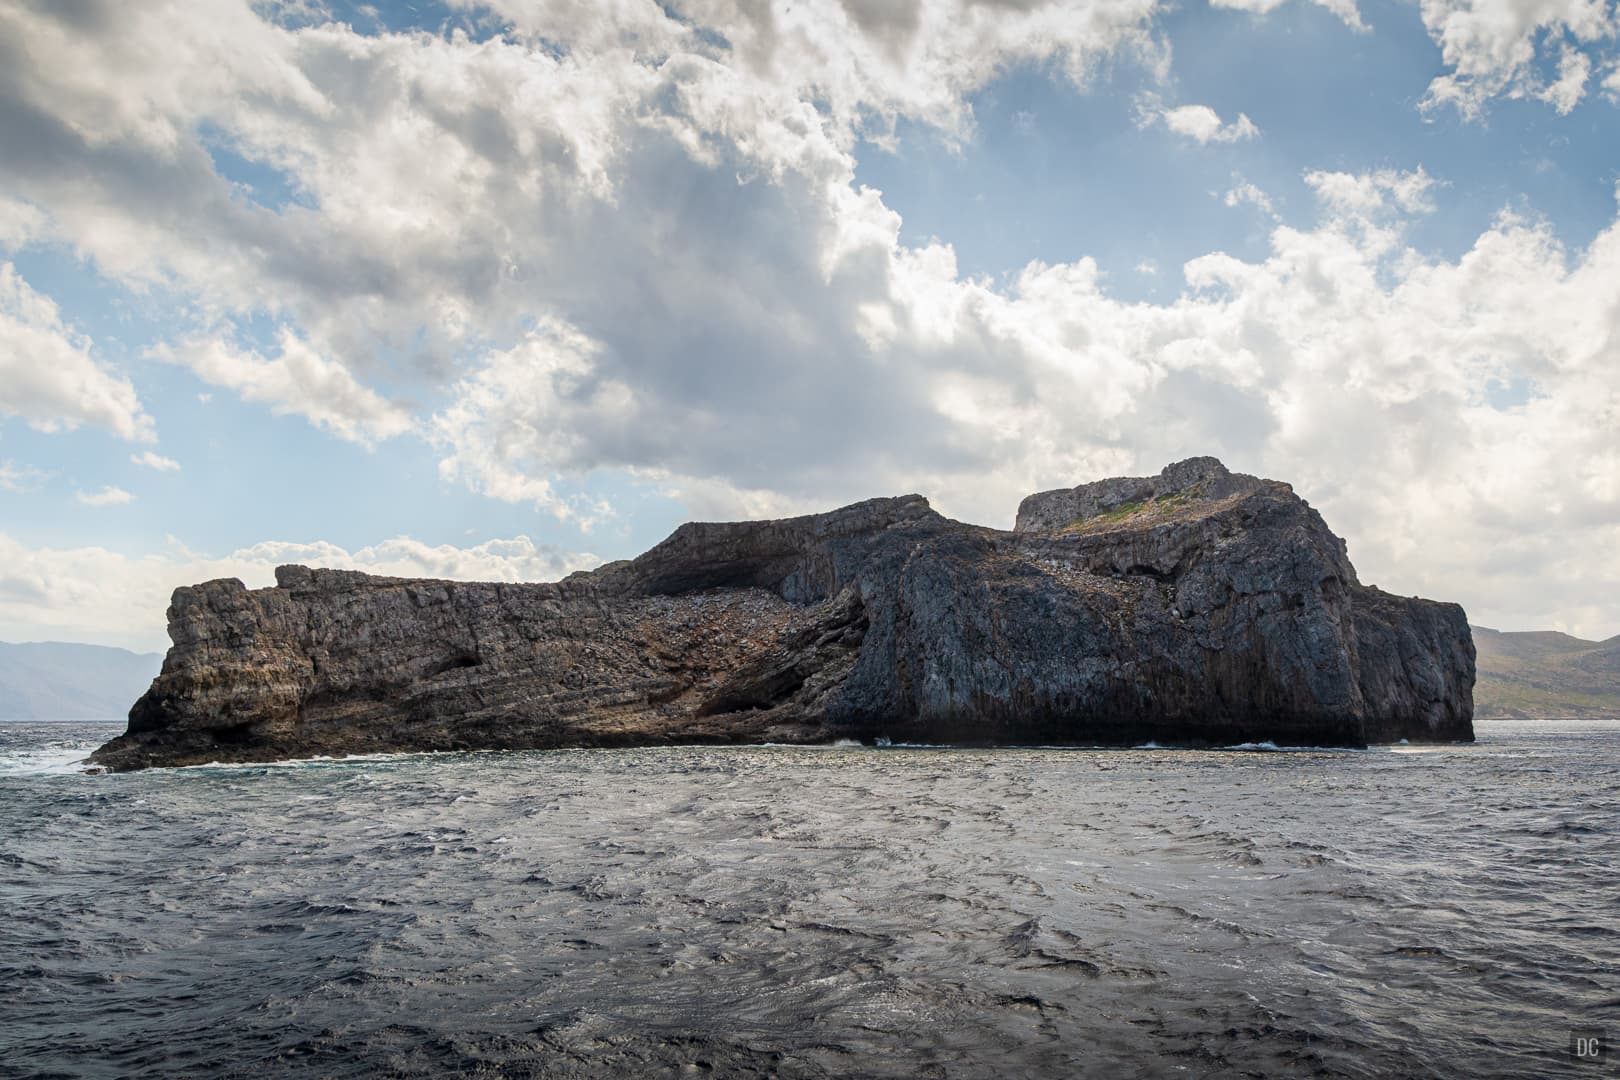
[91,459,1474,770]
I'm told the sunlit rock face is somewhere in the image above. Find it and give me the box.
[92,459,1474,770]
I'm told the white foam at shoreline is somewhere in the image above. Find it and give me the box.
[0,747,99,776]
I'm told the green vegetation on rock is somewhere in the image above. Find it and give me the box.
[1061,492,1199,536]
[1472,627,1620,718]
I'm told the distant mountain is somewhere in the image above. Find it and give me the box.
[1472,627,1620,719]
[0,641,162,721]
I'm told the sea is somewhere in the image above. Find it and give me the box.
[2,719,1617,1079]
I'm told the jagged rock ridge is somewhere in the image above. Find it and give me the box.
[92,459,1475,770]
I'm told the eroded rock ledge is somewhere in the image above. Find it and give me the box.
[92,459,1474,770]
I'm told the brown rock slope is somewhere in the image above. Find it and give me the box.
[92,459,1474,770]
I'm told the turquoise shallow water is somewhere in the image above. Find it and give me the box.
[2,719,1617,1078]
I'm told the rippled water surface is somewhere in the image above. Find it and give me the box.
[3,720,1618,1078]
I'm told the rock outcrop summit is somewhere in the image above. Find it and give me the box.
[92,458,1474,770]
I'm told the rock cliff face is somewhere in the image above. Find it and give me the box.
[92,459,1474,770]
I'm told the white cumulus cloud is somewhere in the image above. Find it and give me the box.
[431,320,625,526]
[0,0,1165,437]
[1419,0,1618,116]
[1209,0,1367,31]
[130,451,181,472]
[1152,103,1260,144]
[76,486,135,507]
[459,0,1166,140]
[1224,181,1279,218]
[152,331,413,445]
[0,196,46,249]
[0,263,154,442]
[1542,42,1595,112]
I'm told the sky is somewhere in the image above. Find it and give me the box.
[1,0,1618,653]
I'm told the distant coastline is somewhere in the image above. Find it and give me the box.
[1472,627,1620,719]
[0,642,162,722]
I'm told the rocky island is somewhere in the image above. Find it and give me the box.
[91,459,1474,770]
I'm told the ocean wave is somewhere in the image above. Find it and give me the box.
[1,720,1615,1079]
[0,746,98,776]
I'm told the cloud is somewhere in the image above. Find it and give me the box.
[1224,181,1279,218]
[0,0,1164,434]
[0,531,602,653]
[1207,0,1617,112]
[1013,176,1620,640]
[0,263,155,442]
[76,486,135,506]
[1209,0,1367,31]
[1151,103,1260,144]
[418,152,1620,637]
[0,459,46,492]
[1300,167,1439,253]
[152,330,413,445]
[0,195,46,248]
[430,319,622,525]
[217,535,601,586]
[2,2,1619,643]
[130,451,181,471]
[1542,42,1595,113]
[1419,0,1617,116]
[461,0,1165,140]
[1304,166,1439,219]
